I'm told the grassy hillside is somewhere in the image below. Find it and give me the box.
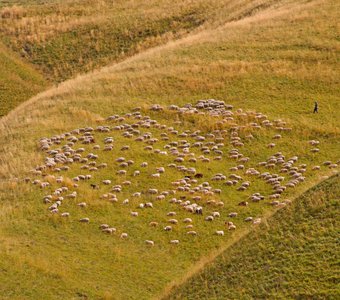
[0,0,277,83]
[0,0,287,116]
[0,42,47,116]
[0,0,339,299]
[166,174,340,299]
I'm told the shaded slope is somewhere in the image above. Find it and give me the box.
[165,174,340,299]
[0,42,47,116]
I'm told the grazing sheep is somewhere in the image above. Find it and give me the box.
[170,240,180,244]
[227,222,236,230]
[103,228,116,234]
[187,231,197,236]
[130,211,138,217]
[99,224,109,229]
[167,212,176,216]
[212,212,220,218]
[120,233,128,238]
[205,216,214,221]
[168,219,178,224]
[183,218,192,223]
[122,199,129,205]
[145,202,153,208]
[149,221,159,227]
[244,217,253,222]
[145,240,154,246]
[133,170,140,176]
[77,202,87,208]
[79,218,90,223]
[164,226,172,231]
[216,230,224,236]
[61,212,70,217]
[229,212,238,217]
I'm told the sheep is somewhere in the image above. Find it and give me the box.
[229,212,238,217]
[227,222,236,230]
[215,230,224,236]
[195,206,203,215]
[183,218,192,223]
[79,218,90,223]
[164,226,172,231]
[117,170,127,175]
[133,170,140,176]
[212,212,220,218]
[99,224,109,229]
[187,231,197,236]
[168,219,178,224]
[102,180,111,185]
[141,162,148,167]
[167,212,176,216]
[149,221,159,227]
[205,216,214,221]
[156,195,165,201]
[123,199,129,205]
[244,217,253,222]
[145,240,154,246]
[148,188,158,194]
[145,202,153,208]
[130,211,138,217]
[170,240,180,244]
[102,228,116,234]
[151,173,161,178]
[61,212,70,217]
[120,233,128,239]
[133,192,141,198]
[156,167,165,173]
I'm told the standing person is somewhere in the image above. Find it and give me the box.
[313,101,318,113]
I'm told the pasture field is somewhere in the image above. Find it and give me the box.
[0,0,339,299]
[165,174,340,300]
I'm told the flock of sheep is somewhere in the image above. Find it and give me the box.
[28,99,338,246]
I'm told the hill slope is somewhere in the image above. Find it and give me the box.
[0,1,339,299]
[0,42,46,116]
[0,0,290,116]
[165,174,340,299]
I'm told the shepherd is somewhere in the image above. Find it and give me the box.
[313,101,318,113]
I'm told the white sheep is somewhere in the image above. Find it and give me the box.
[187,231,197,236]
[164,226,172,231]
[102,227,116,234]
[61,212,70,217]
[120,233,128,238]
[212,212,220,218]
[216,230,224,236]
[145,240,154,246]
[130,211,138,217]
[170,240,180,244]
